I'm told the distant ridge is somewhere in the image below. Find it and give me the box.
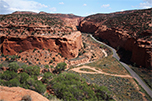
[12,11,82,18]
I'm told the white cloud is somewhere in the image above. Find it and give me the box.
[140,0,152,8]
[59,2,64,5]
[0,0,48,14]
[101,4,110,8]
[144,0,152,4]
[83,4,87,6]
[50,7,57,12]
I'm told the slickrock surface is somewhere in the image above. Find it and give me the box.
[0,86,49,101]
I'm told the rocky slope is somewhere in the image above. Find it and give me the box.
[0,31,83,59]
[0,11,83,37]
[79,8,152,68]
[0,86,49,101]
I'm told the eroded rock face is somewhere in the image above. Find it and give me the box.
[0,86,49,101]
[0,31,83,59]
[93,26,152,68]
[79,21,99,33]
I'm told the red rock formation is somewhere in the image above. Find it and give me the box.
[79,21,98,33]
[0,86,49,101]
[0,31,83,59]
[79,8,152,68]
[93,26,152,68]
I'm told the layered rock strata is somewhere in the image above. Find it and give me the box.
[0,31,83,59]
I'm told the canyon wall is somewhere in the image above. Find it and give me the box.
[79,23,152,68]
[0,31,83,59]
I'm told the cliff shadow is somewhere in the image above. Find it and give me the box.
[117,47,132,65]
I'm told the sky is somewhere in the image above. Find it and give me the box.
[0,0,152,16]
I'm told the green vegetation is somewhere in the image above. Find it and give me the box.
[0,61,115,101]
[42,72,54,84]
[8,62,20,72]
[49,72,114,101]
[85,8,151,39]
[103,9,152,38]
[86,55,129,75]
[54,62,67,73]
[69,70,152,101]
[80,68,96,72]
[0,62,46,95]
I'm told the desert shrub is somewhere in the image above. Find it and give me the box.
[8,78,20,87]
[49,72,113,101]
[26,77,35,87]
[19,72,29,84]
[8,62,20,72]
[83,42,87,48]
[24,66,40,76]
[54,62,67,73]
[49,60,53,63]
[33,48,36,52]
[44,93,60,101]
[0,64,3,70]
[21,64,28,70]
[10,55,19,61]
[1,70,18,81]
[21,95,32,101]
[42,72,54,83]
[49,73,94,100]
[44,65,49,69]
[34,80,46,94]
[1,53,4,57]
[92,84,113,100]
[5,58,9,61]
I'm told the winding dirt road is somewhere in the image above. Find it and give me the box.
[71,66,132,78]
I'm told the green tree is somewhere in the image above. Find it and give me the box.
[8,62,20,72]
[42,72,54,83]
[1,71,18,81]
[19,72,29,84]
[34,80,46,94]
[27,77,35,87]
[49,72,113,101]
[54,62,67,73]
[49,73,95,100]
[25,66,40,76]
[8,78,20,87]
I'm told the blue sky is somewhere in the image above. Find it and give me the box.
[0,0,152,16]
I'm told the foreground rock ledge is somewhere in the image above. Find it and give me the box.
[0,86,49,101]
[0,31,83,59]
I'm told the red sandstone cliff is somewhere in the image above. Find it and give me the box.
[0,31,83,59]
[93,26,151,68]
[79,8,152,68]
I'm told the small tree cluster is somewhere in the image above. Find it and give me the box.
[54,62,67,73]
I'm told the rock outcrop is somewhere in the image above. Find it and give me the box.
[0,86,49,101]
[0,31,83,59]
[79,21,99,33]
